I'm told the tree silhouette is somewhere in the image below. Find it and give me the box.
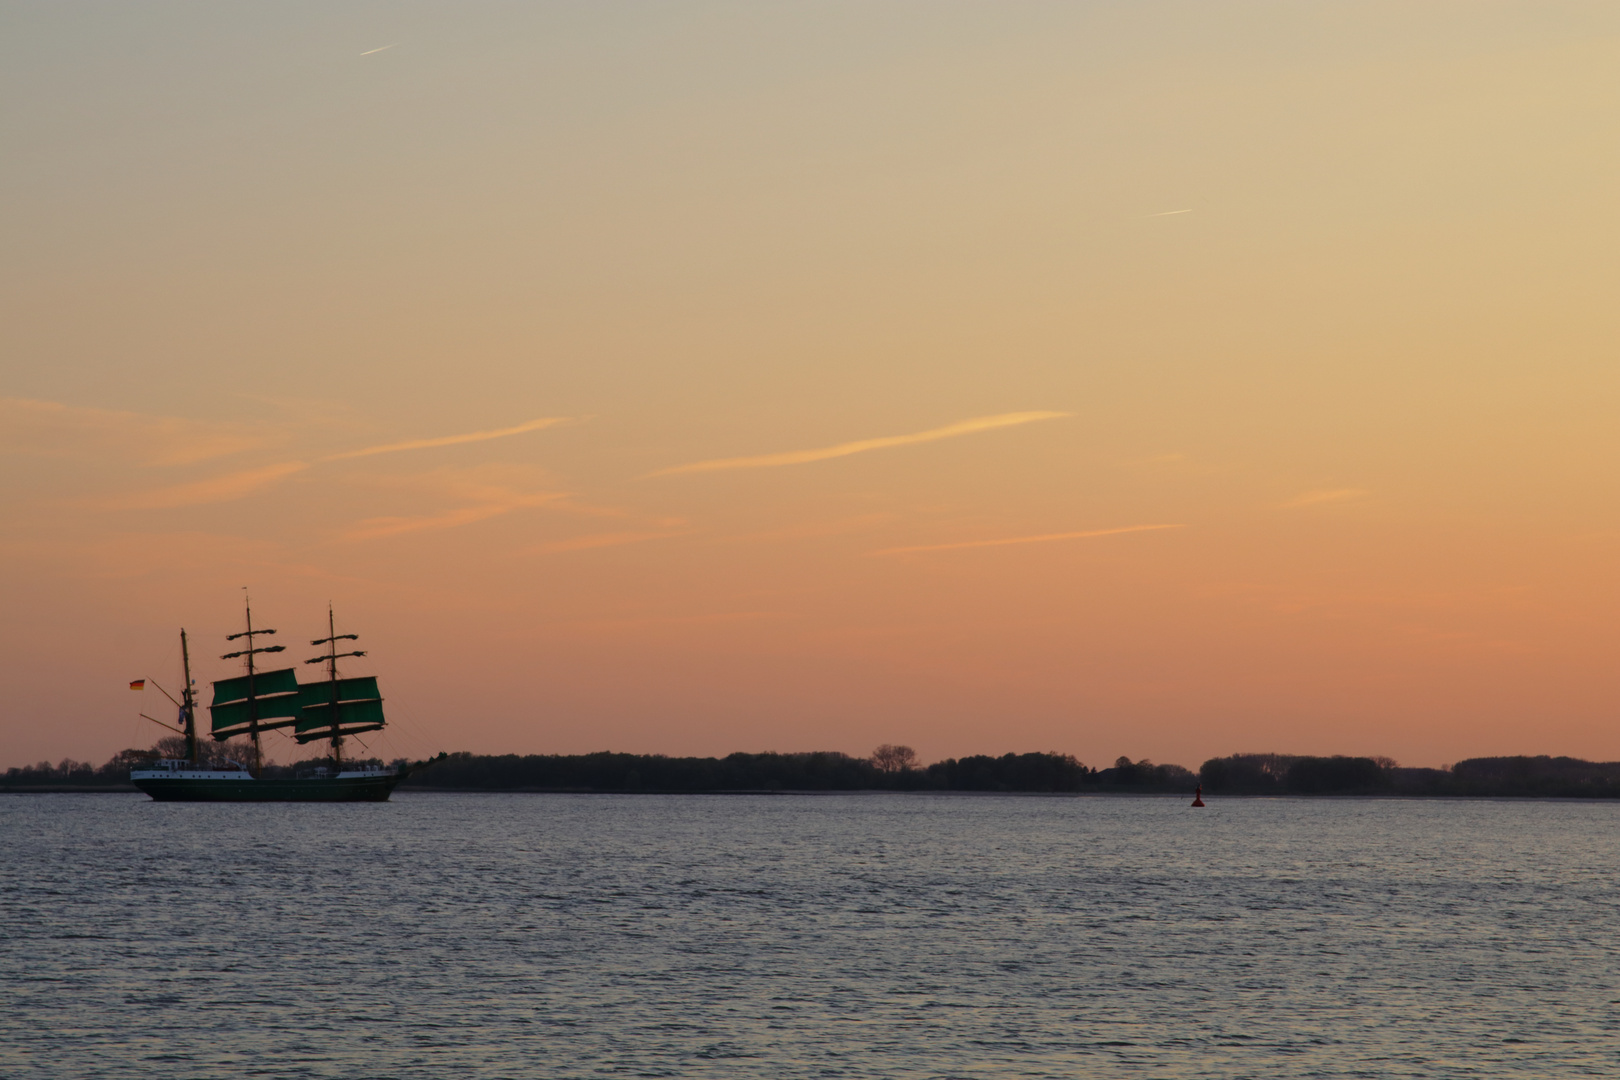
[871,744,918,773]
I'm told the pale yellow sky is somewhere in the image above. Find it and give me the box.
[4,2,1620,769]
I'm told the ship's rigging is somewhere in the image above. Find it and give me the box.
[300,605,386,767]
[129,598,434,802]
[204,598,387,777]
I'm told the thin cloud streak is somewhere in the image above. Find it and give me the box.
[1,397,270,466]
[325,417,570,461]
[529,530,690,555]
[569,610,791,634]
[723,513,895,545]
[1282,488,1369,508]
[340,490,566,541]
[360,43,399,56]
[872,523,1185,556]
[1149,209,1193,216]
[650,411,1069,477]
[104,462,309,509]
[94,418,571,510]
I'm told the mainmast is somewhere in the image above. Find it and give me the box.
[220,595,286,778]
[305,605,364,770]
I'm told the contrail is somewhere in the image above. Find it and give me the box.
[324,417,570,461]
[650,411,1069,477]
[360,43,399,56]
[871,523,1185,556]
[1149,209,1193,217]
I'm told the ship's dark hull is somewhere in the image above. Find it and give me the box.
[133,774,400,802]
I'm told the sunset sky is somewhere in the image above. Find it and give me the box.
[5,2,1620,770]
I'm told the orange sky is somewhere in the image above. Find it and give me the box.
[5,2,1620,770]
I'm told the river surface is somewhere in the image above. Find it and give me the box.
[2,793,1618,1078]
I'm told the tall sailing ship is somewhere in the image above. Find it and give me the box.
[131,600,433,802]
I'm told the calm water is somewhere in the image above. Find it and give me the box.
[3,793,1618,1078]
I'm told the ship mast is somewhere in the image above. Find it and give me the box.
[180,629,199,766]
[306,605,364,770]
[220,595,285,778]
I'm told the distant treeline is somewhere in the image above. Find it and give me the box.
[11,746,1620,799]
[0,751,148,791]
[1199,753,1620,798]
[398,750,1620,798]
[396,750,1159,793]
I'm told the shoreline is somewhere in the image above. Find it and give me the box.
[10,785,1620,801]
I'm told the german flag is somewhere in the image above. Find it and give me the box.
[129,680,145,690]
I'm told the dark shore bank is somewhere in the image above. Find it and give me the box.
[394,750,1620,798]
[12,749,1620,799]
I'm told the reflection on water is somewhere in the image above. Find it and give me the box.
[3,793,1618,1078]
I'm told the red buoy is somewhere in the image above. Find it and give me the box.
[1191,783,1205,807]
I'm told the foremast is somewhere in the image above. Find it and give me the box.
[304,605,366,769]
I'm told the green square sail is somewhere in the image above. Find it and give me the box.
[212,667,300,706]
[209,695,303,734]
[296,697,385,736]
[336,676,380,702]
[296,677,380,706]
[293,720,385,744]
